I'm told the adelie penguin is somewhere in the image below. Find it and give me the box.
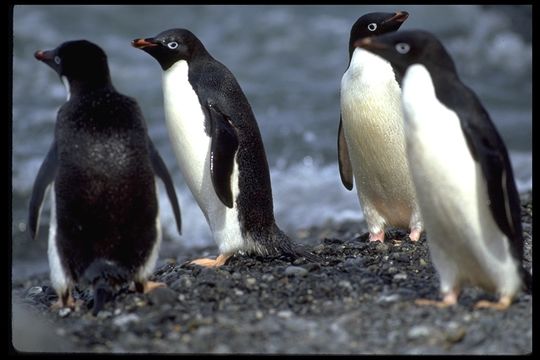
[29,40,182,315]
[359,30,532,309]
[132,29,312,267]
[338,11,423,243]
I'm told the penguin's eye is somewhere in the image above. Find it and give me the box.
[167,41,179,50]
[367,23,377,31]
[54,56,61,64]
[395,42,410,54]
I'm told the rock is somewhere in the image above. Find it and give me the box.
[170,275,193,290]
[284,266,308,277]
[277,310,293,319]
[147,287,177,306]
[58,307,71,318]
[27,286,43,296]
[408,325,432,339]
[113,313,140,327]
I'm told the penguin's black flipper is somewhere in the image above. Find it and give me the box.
[206,102,239,209]
[28,141,58,240]
[148,138,182,235]
[337,116,353,191]
[457,98,524,262]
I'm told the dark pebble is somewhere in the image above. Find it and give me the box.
[146,287,178,306]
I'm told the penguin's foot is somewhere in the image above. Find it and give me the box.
[189,254,231,268]
[408,228,422,242]
[133,280,166,293]
[474,295,512,311]
[368,231,385,243]
[415,291,458,308]
[50,293,76,310]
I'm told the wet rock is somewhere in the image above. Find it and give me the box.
[284,266,308,277]
[147,287,177,306]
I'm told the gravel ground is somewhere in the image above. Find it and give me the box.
[11,192,532,354]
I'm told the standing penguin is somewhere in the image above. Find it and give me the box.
[338,11,423,243]
[132,29,308,267]
[358,30,532,309]
[29,40,182,314]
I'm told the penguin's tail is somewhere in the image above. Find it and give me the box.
[520,266,532,294]
[82,259,130,316]
[268,225,321,263]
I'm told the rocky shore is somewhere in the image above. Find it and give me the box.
[11,191,532,354]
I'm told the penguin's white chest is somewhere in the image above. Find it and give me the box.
[162,60,212,199]
[162,60,243,253]
[340,48,416,225]
[401,64,521,295]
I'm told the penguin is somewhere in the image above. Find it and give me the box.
[338,11,423,243]
[357,30,532,309]
[132,28,312,267]
[29,40,182,314]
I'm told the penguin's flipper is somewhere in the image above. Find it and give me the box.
[148,138,182,235]
[338,116,354,190]
[206,102,239,209]
[28,141,58,240]
[459,106,523,258]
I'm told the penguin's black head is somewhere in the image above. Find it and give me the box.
[132,28,206,71]
[356,29,457,78]
[34,40,110,85]
[348,11,409,59]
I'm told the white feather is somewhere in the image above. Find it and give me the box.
[61,76,70,101]
[47,187,71,297]
[162,60,243,254]
[340,48,421,233]
[401,64,521,297]
[136,182,162,282]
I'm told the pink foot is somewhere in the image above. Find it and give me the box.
[189,253,232,268]
[408,228,422,242]
[50,292,78,310]
[415,291,458,308]
[368,231,385,243]
[474,295,513,310]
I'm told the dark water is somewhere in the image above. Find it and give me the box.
[12,5,532,279]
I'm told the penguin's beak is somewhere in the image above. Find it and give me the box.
[354,37,389,50]
[131,38,158,49]
[34,49,54,61]
[34,49,62,74]
[382,11,409,24]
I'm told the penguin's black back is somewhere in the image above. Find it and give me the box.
[54,87,158,281]
[188,55,277,239]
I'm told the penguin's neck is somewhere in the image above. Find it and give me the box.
[64,76,115,100]
[402,64,437,104]
[346,47,397,85]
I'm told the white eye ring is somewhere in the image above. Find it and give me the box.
[367,23,377,31]
[167,41,179,49]
[395,42,410,54]
[54,56,61,64]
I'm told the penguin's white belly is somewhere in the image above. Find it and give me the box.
[162,60,243,253]
[402,64,521,295]
[340,49,416,225]
[47,186,71,295]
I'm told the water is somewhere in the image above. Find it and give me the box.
[11,5,532,279]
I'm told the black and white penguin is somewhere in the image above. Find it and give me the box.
[29,40,182,314]
[358,30,532,309]
[132,29,309,267]
[338,11,424,243]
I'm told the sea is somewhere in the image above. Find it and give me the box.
[11,5,532,279]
